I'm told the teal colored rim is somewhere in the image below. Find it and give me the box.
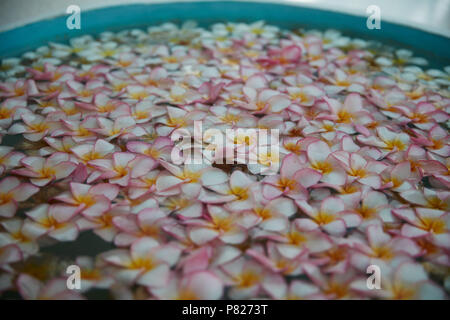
[0,1,449,67]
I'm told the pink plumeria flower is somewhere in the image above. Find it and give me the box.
[235,87,291,114]
[393,207,449,249]
[0,79,39,99]
[127,137,173,161]
[113,208,172,246]
[66,79,105,103]
[199,170,254,211]
[411,125,449,158]
[351,261,445,299]
[186,205,247,245]
[57,116,99,142]
[0,177,38,218]
[349,225,421,272]
[332,151,385,189]
[324,94,372,134]
[70,138,116,163]
[287,85,324,107]
[126,157,159,199]
[75,93,126,116]
[92,116,146,141]
[0,98,28,129]
[0,243,22,267]
[380,161,414,192]
[340,190,390,229]
[88,152,140,186]
[240,187,297,232]
[54,182,119,217]
[269,226,333,260]
[262,153,322,200]
[246,242,305,276]
[23,204,80,241]
[0,218,39,255]
[218,257,267,299]
[16,274,84,300]
[102,237,181,287]
[324,69,366,94]
[150,270,223,300]
[306,140,347,186]
[303,264,363,299]
[73,256,114,293]
[156,161,228,197]
[262,275,324,299]
[76,204,126,242]
[161,187,204,219]
[295,197,361,236]
[13,153,76,186]
[357,126,410,156]
[8,113,61,142]
[400,188,449,212]
[39,136,78,156]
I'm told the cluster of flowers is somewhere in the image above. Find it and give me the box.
[0,21,449,300]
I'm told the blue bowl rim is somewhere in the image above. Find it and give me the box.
[0,1,449,67]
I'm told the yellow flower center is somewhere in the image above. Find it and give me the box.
[419,217,446,234]
[311,161,333,175]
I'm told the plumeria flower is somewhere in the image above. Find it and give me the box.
[340,190,390,228]
[263,223,333,260]
[70,138,116,163]
[76,204,126,242]
[8,113,61,142]
[75,93,126,116]
[150,270,223,300]
[113,208,172,246]
[349,225,421,272]
[16,274,84,300]
[127,137,173,161]
[357,126,410,156]
[306,140,347,186]
[239,185,297,232]
[23,204,80,241]
[0,79,39,99]
[92,116,146,141]
[262,153,322,200]
[0,177,38,218]
[0,244,22,267]
[73,256,114,292]
[411,124,449,158]
[186,205,247,245]
[0,98,28,129]
[295,197,361,236]
[102,237,181,287]
[400,188,449,212]
[13,153,76,186]
[380,161,414,192]
[54,182,119,217]
[0,58,25,78]
[393,207,449,249]
[246,242,305,276]
[199,170,254,211]
[0,218,39,255]
[88,152,141,186]
[352,262,445,300]
[287,85,324,107]
[234,87,291,114]
[303,263,364,299]
[262,275,324,300]
[332,151,385,189]
[218,257,267,299]
[65,79,105,103]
